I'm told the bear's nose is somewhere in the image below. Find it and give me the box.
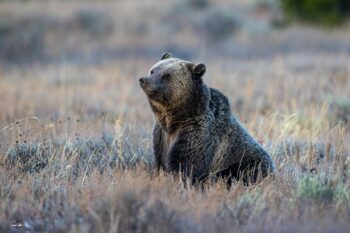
[139,77,147,87]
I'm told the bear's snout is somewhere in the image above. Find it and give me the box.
[139,77,148,88]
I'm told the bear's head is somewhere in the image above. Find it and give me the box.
[139,53,206,108]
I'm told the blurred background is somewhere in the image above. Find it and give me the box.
[1,0,350,65]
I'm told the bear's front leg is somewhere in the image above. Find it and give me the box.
[165,138,193,178]
[152,123,164,171]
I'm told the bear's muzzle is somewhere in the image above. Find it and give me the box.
[139,77,148,88]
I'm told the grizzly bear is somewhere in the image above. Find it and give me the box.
[139,53,275,184]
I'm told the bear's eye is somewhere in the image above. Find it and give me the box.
[161,73,171,81]
[150,70,154,75]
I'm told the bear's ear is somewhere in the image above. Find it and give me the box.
[160,52,172,60]
[193,63,206,79]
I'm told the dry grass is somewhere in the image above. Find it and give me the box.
[0,0,350,232]
[0,55,349,233]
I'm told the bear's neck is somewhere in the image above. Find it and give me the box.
[150,84,210,134]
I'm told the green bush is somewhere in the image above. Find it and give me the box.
[296,176,350,203]
[296,176,334,202]
[280,0,350,26]
[327,96,350,125]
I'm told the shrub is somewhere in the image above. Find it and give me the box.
[327,96,350,125]
[4,132,151,176]
[6,143,48,173]
[280,0,350,26]
[295,176,349,203]
[188,0,210,9]
[335,184,350,203]
[0,16,50,63]
[272,140,335,163]
[201,7,238,41]
[73,9,114,36]
[296,176,333,202]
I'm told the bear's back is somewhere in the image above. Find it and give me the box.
[205,87,275,179]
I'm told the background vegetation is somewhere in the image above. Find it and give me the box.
[0,0,349,232]
[280,0,350,26]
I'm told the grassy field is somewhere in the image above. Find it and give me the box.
[0,1,350,232]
